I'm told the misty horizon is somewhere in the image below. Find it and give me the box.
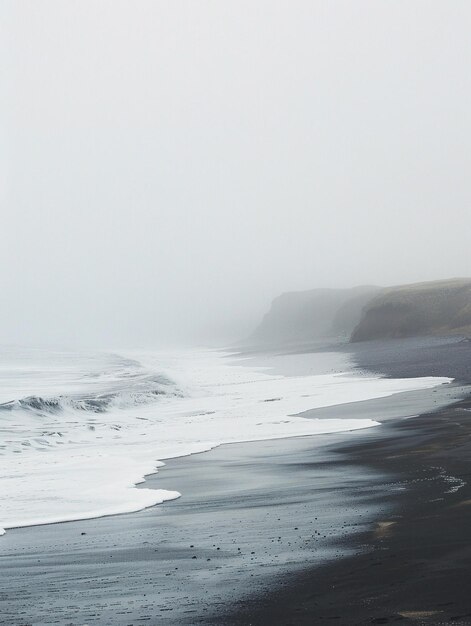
[3,1,471,348]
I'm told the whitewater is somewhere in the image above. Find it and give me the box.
[0,346,452,536]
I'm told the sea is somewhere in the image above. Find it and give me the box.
[0,345,451,536]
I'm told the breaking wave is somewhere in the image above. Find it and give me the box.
[0,376,181,415]
[0,352,182,417]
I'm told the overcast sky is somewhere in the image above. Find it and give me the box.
[2,1,470,347]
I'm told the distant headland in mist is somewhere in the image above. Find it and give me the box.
[250,278,471,347]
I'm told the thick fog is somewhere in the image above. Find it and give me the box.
[2,1,470,347]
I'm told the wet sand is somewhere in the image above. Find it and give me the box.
[221,394,471,625]
[0,430,389,625]
[218,336,471,625]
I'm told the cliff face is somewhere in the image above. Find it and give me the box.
[250,286,379,347]
[351,278,471,342]
[250,278,471,349]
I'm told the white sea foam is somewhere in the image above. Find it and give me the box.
[0,346,452,535]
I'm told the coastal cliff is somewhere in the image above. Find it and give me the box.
[351,278,471,342]
[251,278,471,348]
[250,286,379,346]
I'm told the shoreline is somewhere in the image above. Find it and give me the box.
[1,336,470,624]
[1,344,449,537]
[0,426,391,625]
[220,393,471,625]
[2,345,435,537]
[216,336,471,625]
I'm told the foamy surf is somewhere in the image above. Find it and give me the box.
[0,347,452,535]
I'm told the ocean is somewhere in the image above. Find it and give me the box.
[0,345,451,536]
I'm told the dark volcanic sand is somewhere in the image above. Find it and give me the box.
[0,431,389,626]
[218,337,471,625]
[221,395,471,625]
[347,335,471,383]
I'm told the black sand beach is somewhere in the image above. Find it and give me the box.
[1,425,395,625]
[220,337,471,625]
[223,395,471,625]
[1,337,471,625]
